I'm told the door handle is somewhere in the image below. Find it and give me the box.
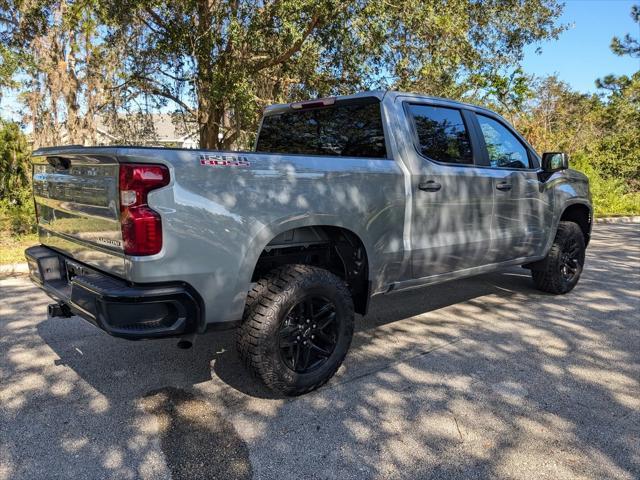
[418,180,442,192]
[496,182,512,191]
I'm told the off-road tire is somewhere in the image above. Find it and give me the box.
[236,264,354,396]
[532,221,586,294]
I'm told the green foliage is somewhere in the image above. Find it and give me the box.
[571,154,640,217]
[104,0,565,148]
[0,44,20,88]
[0,120,35,236]
[504,74,639,217]
[595,5,640,186]
[0,0,637,220]
[610,5,639,57]
[592,74,640,187]
[0,119,30,200]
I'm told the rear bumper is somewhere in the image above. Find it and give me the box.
[25,245,203,340]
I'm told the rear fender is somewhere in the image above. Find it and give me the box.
[227,215,374,323]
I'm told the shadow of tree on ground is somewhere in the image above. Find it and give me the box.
[0,224,638,479]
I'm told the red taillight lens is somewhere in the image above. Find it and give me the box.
[119,164,170,256]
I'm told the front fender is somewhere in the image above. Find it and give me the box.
[542,170,592,255]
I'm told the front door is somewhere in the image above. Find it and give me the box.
[473,113,552,262]
[402,102,495,279]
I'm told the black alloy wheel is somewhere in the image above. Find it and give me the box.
[531,221,586,294]
[237,264,355,395]
[278,296,339,374]
[559,237,581,282]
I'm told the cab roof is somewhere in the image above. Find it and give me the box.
[262,90,496,117]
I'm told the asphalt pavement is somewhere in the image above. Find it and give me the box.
[1,224,638,479]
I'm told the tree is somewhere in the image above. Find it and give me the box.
[592,3,640,187]
[0,0,146,147]
[0,119,30,203]
[2,0,566,149]
[510,76,602,156]
[593,72,640,186]
[611,4,639,57]
[108,0,566,149]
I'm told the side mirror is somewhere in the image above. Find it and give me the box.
[542,152,569,173]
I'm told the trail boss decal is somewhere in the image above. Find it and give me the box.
[199,154,250,167]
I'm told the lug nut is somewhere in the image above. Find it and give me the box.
[297,336,300,340]
[311,335,315,339]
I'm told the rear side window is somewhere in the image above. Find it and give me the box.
[407,104,473,165]
[477,114,530,169]
[255,100,387,158]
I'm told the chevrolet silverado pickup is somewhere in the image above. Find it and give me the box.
[25,91,592,395]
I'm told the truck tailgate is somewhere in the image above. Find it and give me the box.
[32,148,126,277]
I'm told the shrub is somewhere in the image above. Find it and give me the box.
[571,154,640,217]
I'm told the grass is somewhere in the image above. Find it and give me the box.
[0,233,38,265]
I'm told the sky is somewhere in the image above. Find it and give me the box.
[1,0,639,122]
[521,0,639,92]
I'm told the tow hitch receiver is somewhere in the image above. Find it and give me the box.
[48,302,73,318]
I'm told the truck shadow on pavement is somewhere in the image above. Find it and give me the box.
[1,225,638,479]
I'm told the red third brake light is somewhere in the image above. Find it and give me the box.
[119,164,170,256]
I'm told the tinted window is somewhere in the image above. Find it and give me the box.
[477,115,530,169]
[255,101,387,158]
[408,105,473,164]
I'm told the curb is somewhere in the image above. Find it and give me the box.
[0,262,29,276]
[594,216,640,224]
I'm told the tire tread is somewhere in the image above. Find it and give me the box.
[236,264,354,395]
[532,221,585,294]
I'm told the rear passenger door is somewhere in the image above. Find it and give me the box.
[472,113,551,262]
[401,101,495,279]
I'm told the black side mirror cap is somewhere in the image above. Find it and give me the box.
[541,152,569,173]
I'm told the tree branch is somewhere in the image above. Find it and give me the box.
[132,75,196,115]
[158,68,195,83]
[255,12,323,70]
[143,7,170,32]
[0,14,18,27]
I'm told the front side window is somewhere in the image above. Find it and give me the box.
[477,115,530,169]
[255,100,387,158]
[407,104,473,165]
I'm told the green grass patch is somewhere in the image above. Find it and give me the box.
[0,233,38,265]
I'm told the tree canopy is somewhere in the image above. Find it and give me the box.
[0,0,638,222]
[2,0,566,148]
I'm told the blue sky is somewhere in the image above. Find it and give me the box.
[521,0,639,92]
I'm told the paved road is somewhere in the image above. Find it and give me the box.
[1,224,638,480]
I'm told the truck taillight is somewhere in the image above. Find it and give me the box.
[119,164,170,256]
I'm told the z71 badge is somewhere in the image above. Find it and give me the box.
[199,154,250,167]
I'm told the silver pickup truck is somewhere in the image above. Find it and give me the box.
[26,91,591,395]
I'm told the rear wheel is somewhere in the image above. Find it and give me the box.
[532,221,586,294]
[237,264,354,396]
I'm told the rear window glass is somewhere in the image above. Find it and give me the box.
[407,104,473,165]
[255,100,387,158]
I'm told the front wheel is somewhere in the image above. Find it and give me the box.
[237,265,354,396]
[531,221,586,294]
